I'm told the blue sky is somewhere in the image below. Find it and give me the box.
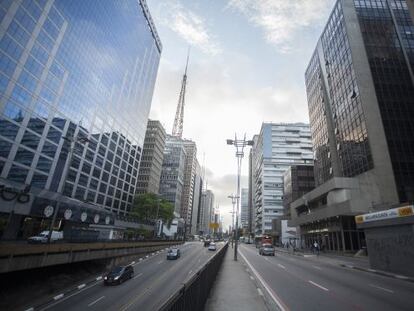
[147,0,336,227]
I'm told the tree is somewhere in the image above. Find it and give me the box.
[131,193,174,223]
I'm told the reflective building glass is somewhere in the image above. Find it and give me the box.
[0,0,161,214]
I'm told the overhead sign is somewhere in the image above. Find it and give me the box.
[355,206,414,224]
[209,222,219,229]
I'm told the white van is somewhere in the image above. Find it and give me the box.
[27,231,63,243]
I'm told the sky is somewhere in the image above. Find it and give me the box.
[146,0,336,229]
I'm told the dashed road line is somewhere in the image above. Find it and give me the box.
[308,280,329,291]
[257,288,264,296]
[369,284,394,293]
[133,273,143,280]
[312,265,322,270]
[77,284,86,289]
[87,296,105,307]
[53,294,64,301]
[239,250,290,311]
[96,276,102,281]
[278,264,286,270]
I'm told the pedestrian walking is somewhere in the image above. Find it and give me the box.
[313,241,320,255]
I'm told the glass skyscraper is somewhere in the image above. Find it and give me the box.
[0,0,161,236]
[292,0,414,251]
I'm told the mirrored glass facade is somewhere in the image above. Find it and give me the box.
[355,0,414,201]
[0,0,161,214]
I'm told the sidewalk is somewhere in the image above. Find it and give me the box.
[205,245,269,311]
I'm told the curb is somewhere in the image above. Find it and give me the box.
[22,245,175,311]
[340,264,414,283]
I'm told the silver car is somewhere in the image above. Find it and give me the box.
[259,243,275,256]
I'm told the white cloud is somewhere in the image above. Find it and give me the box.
[155,1,221,55]
[227,0,334,53]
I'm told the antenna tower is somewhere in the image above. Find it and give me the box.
[172,48,190,138]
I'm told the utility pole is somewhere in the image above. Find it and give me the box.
[226,134,253,261]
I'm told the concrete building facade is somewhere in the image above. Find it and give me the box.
[180,139,197,228]
[199,189,214,235]
[159,136,186,217]
[241,188,249,229]
[292,0,414,252]
[252,123,313,236]
[136,120,166,195]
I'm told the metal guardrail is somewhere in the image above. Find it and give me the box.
[159,242,228,311]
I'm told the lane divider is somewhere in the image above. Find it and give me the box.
[239,250,290,311]
[53,294,64,301]
[340,264,414,283]
[77,284,86,289]
[308,280,329,292]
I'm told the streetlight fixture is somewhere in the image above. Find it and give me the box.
[47,134,89,243]
[226,134,253,261]
[228,195,237,248]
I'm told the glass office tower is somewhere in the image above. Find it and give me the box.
[0,0,161,236]
[292,0,414,251]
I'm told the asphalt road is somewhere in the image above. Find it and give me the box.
[239,244,414,311]
[39,242,222,311]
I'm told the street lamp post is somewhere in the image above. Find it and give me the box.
[47,134,89,243]
[226,134,253,261]
[228,195,237,248]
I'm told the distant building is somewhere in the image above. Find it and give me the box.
[136,120,166,195]
[292,0,414,252]
[190,160,203,235]
[251,123,313,237]
[247,148,254,236]
[199,189,214,235]
[180,139,198,228]
[241,188,249,229]
[159,136,186,216]
[283,165,314,219]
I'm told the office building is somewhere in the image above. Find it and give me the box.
[252,123,313,236]
[180,139,197,227]
[283,165,315,218]
[241,188,248,229]
[190,160,202,235]
[159,136,186,217]
[247,148,254,236]
[292,0,414,251]
[0,0,161,238]
[199,189,214,235]
[136,120,166,195]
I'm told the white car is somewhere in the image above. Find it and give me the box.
[27,231,63,243]
[208,242,217,251]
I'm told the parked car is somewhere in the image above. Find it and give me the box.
[259,243,275,256]
[208,242,217,251]
[27,231,63,244]
[167,248,180,260]
[104,265,134,285]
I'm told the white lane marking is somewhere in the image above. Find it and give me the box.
[133,273,143,280]
[157,260,163,265]
[395,275,409,280]
[53,294,64,300]
[88,296,105,307]
[308,280,329,291]
[278,264,286,270]
[96,276,102,281]
[257,288,264,296]
[368,269,377,273]
[369,284,394,293]
[250,276,254,280]
[188,270,193,275]
[239,251,289,311]
[131,261,135,265]
[78,284,86,289]
[24,308,34,311]
[312,266,322,270]
[139,258,143,261]
[41,281,100,310]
